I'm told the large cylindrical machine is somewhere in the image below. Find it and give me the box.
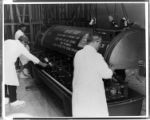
[32,25,145,116]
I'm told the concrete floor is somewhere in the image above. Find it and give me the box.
[5,73,65,118]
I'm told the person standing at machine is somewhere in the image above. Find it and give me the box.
[4,36,47,106]
[15,24,31,78]
[72,33,113,117]
[18,35,30,76]
[15,24,27,40]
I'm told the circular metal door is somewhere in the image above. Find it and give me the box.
[104,28,145,69]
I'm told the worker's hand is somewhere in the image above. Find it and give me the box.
[48,62,53,67]
[43,57,53,67]
[39,61,48,68]
[112,75,118,82]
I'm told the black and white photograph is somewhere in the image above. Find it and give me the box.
[3,1,149,119]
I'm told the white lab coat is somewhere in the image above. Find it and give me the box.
[72,45,113,117]
[15,29,24,40]
[15,29,29,65]
[19,44,30,65]
[4,39,40,86]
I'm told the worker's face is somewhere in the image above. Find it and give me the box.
[20,37,28,46]
[21,27,26,32]
[21,40,26,46]
[94,36,102,51]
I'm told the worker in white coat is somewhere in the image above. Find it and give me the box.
[4,36,47,106]
[15,24,30,77]
[15,24,27,40]
[18,36,31,78]
[72,33,113,117]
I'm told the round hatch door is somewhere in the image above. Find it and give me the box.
[104,28,145,69]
